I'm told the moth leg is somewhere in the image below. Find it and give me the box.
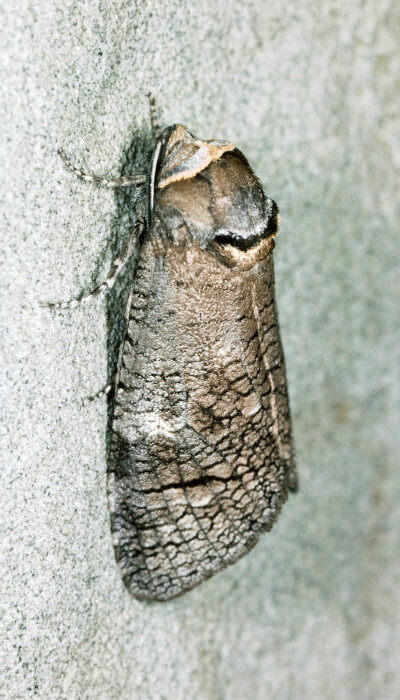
[42,217,146,310]
[113,289,134,396]
[81,383,113,406]
[147,93,162,140]
[81,278,134,404]
[58,148,147,188]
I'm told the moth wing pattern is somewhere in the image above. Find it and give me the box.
[109,218,296,602]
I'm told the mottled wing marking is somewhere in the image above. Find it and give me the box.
[182,270,290,526]
[109,246,228,598]
[109,255,186,590]
[250,278,295,472]
[109,236,294,600]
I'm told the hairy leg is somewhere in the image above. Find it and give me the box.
[42,217,146,310]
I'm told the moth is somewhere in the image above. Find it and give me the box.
[54,96,297,601]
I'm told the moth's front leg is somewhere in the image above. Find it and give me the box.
[41,217,146,310]
[58,148,147,188]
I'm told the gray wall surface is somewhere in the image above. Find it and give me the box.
[1,0,399,698]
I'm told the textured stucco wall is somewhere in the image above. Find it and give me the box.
[1,1,399,698]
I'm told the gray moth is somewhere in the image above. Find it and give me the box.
[52,97,297,601]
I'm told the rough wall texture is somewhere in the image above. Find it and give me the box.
[1,0,399,698]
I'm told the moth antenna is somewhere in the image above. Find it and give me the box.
[147,93,162,140]
[146,139,162,225]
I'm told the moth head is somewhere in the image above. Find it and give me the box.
[157,124,235,189]
[154,126,279,270]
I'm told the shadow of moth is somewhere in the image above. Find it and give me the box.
[54,96,297,601]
